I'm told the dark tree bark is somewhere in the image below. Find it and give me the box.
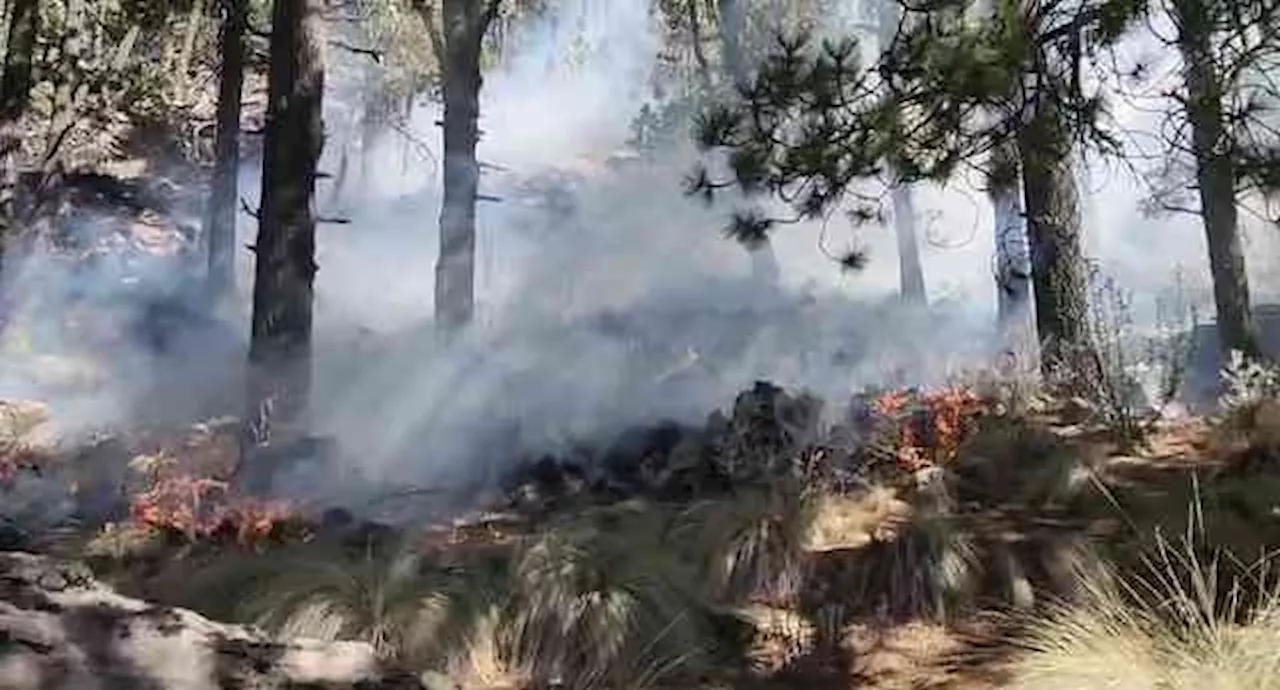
[204,0,248,308]
[0,0,38,268]
[1016,94,1099,378]
[433,0,497,331]
[1176,0,1259,359]
[243,0,325,476]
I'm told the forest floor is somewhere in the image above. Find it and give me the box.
[5,378,1279,690]
[834,416,1228,690]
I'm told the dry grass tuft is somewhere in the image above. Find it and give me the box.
[84,520,163,560]
[678,479,815,606]
[185,501,712,690]
[804,484,908,552]
[430,607,531,690]
[732,604,816,675]
[846,509,984,621]
[825,468,987,621]
[1008,526,1280,690]
[954,409,1099,510]
[500,507,709,690]
[198,544,461,659]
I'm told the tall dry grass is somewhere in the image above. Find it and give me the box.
[1008,515,1280,690]
[185,500,722,690]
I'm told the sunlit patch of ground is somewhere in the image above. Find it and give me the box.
[845,617,1012,690]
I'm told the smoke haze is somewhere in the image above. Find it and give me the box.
[2,0,1274,518]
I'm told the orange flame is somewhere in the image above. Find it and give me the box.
[126,446,291,548]
[870,386,987,472]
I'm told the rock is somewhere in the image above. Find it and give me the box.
[0,551,423,690]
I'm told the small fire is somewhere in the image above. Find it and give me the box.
[870,386,987,472]
[126,449,291,548]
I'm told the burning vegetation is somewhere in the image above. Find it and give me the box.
[7,359,1280,690]
[868,386,990,473]
[125,450,291,547]
[5,0,1280,688]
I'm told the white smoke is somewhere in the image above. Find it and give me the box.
[2,0,1271,519]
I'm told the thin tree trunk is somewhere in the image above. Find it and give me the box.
[1016,95,1099,379]
[243,0,324,486]
[687,0,712,91]
[891,183,926,305]
[204,0,247,309]
[1177,0,1259,358]
[879,0,925,306]
[176,0,207,101]
[0,0,37,270]
[971,0,1031,347]
[990,142,1032,331]
[749,240,780,286]
[329,139,349,208]
[358,84,382,199]
[435,0,494,331]
[64,0,83,57]
[0,0,35,134]
[716,0,747,88]
[0,1,10,59]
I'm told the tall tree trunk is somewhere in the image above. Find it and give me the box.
[0,0,37,271]
[329,139,350,208]
[435,0,493,331]
[891,183,926,305]
[1016,95,1099,378]
[63,0,83,58]
[243,0,324,484]
[879,0,925,306]
[687,0,713,91]
[0,0,36,136]
[716,0,747,88]
[175,0,207,101]
[358,84,383,199]
[1177,0,1259,358]
[745,226,780,287]
[989,142,1032,332]
[204,0,247,309]
[970,0,1031,348]
[716,0,780,286]
[399,90,413,175]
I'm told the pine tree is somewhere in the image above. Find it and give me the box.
[204,0,249,309]
[688,0,1147,378]
[1156,0,1280,359]
[243,0,326,485]
[0,0,38,268]
[411,0,501,332]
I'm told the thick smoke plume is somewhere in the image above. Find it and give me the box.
[2,0,1276,520]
